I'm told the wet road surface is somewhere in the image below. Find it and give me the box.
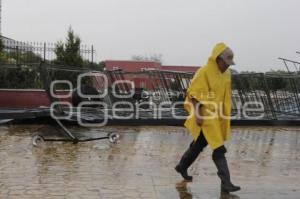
[0,125,299,199]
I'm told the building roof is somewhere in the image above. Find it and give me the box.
[105,60,161,72]
[105,60,199,73]
[161,65,199,73]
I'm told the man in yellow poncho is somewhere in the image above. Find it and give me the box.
[175,43,240,193]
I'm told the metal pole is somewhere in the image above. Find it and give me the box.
[16,46,19,65]
[282,59,291,74]
[91,45,94,63]
[44,42,46,62]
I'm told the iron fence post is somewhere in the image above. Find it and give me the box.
[16,46,19,65]
[44,42,46,62]
[91,45,94,64]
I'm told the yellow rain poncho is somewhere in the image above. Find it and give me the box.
[184,43,232,150]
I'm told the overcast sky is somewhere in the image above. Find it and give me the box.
[2,0,300,72]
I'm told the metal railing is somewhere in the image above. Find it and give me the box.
[0,37,95,66]
[1,63,300,120]
[278,57,300,74]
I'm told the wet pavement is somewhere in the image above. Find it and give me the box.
[0,124,299,199]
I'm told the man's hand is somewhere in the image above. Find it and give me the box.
[196,116,203,126]
[191,97,204,126]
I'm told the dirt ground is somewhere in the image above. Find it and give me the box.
[0,124,299,199]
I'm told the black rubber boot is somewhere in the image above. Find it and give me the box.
[213,156,241,193]
[175,164,193,181]
[175,133,208,181]
[175,143,200,181]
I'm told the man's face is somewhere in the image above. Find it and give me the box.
[217,58,230,73]
[217,47,235,72]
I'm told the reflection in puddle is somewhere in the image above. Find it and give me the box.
[220,192,241,199]
[176,181,193,199]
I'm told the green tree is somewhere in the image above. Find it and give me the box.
[0,37,6,64]
[55,27,83,67]
[86,61,105,71]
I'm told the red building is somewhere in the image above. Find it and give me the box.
[105,60,199,90]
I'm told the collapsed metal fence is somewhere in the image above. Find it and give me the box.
[1,63,300,121]
[279,58,300,74]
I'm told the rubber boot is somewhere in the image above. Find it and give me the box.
[175,164,193,181]
[213,156,241,193]
[175,143,200,181]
